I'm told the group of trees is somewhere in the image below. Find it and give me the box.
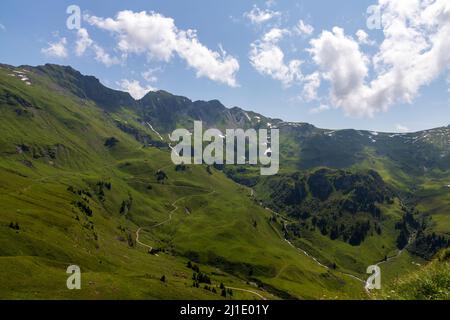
[104,137,119,148]
[73,200,93,217]
[67,185,92,199]
[261,169,394,246]
[192,272,212,288]
[155,170,168,183]
[8,222,20,230]
[187,261,200,273]
[175,164,187,172]
[219,283,233,298]
[186,261,233,297]
[94,181,112,202]
[411,231,450,259]
[120,194,133,215]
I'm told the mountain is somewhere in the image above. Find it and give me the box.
[0,63,448,300]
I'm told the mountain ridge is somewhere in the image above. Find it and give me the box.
[4,62,448,134]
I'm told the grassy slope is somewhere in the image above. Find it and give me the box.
[377,249,449,300]
[0,66,364,299]
[251,131,449,292]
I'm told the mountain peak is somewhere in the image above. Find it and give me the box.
[34,63,135,110]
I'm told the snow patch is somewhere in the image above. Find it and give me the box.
[146,122,164,141]
[8,70,32,85]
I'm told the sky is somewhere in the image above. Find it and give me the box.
[0,0,449,132]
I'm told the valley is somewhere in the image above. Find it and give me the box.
[0,63,448,300]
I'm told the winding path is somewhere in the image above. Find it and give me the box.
[225,287,267,300]
[255,189,419,295]
[135,186,270,300]
[253,190,367,284]
[135,189,215,251]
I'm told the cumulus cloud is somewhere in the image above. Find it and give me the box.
[309,104,330,114]
[295,20,314,36]
[355,29,375,45]
[176,31,239,87]
[85,10,239,86]
[141,68,160,83]
[395,124,410,133]
[302,72,321,101]
[118,79,156,100]
[244,5,281,25]
[307,0,450,117]
[309,27,369,116]
[41,37,68,58]
[75,28,119,67]
[250,28,302,86]
[92,44,120,67]
[75,28,93,56]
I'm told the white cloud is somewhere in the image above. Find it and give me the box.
[355,29,375,45]
[86,10,239,86]
[307,0,450,117]
[41,37,68,58]
[244,5,281,25]
[118,79,156,100]
[309,104,330,114]
[262,28,289,42]
[295,20,314,36]
[176,30,239,87]
[75,28,119,67]
[302,72,321,101]
[309,27,369,116]
[92,44,120,67]
[85,11,177,62]
[250,28,302,86]
[75,28,93,56]
[141,68,160,83]
[395,124,410,133]
[0,23,5,31]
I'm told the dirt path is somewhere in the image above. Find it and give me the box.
[225,287,267,300]
[135,188,268,300]
[256,191,366,285]
[258,189,418,295]
[135,189,215,250]
[135,227,153,250]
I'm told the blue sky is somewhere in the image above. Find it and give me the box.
[0,0,449,132]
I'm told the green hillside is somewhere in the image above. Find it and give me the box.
[0,63,448,300]
[0,64,365,299]
[378,248,449,300]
